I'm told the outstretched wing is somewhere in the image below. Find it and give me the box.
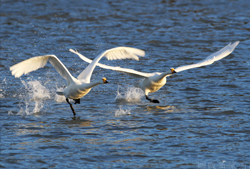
[73,47,147,82]
[70,48,153,78]
[174,41,240,73]
[10,55,75,84]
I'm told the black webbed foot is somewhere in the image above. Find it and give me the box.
[151,99,160,103]
[73,99,80,104]
[146,95,160,103]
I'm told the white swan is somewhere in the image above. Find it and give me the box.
[10,47,145,117]
[70,41,240,103]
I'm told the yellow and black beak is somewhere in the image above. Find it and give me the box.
[103,78,109,84]
[170,68,176,74]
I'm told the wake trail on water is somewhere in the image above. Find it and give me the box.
[115,85,144,103]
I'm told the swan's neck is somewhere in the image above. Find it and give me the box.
[80,79,103,89]
[158,70,172,80]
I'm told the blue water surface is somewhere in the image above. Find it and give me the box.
[1,0,250,168]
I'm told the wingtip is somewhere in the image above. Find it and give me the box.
[9,65,17,77]
[9,65,13,71]
[11,71,21,78]
[230,41,240,51]
[139,50,146,57]
[232,41,240,46]
[142,52,146,57]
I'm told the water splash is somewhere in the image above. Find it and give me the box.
[0,88,3,98]
[16,80,51,116]
[0,77,7,98]
[115,85,144,103]
[115,106,131,116]
[55,86,66,103]
[8,111,14,115]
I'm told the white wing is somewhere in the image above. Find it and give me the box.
[74,47,148,82]
[10,55,75,84]
[70,48,153,78]
[174,41,240,73]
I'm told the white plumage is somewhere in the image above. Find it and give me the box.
[70,41,240,103]
[174,41,240,72]
[10,47,144,117]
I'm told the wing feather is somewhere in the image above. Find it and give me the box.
[74,47,146,82]
[105,47,145,61]
[70,48,152,79]
[10,55,75,84]
[174,41,240,73]
[10,55,49,78]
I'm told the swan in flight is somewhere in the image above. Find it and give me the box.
[70,41,240,103]
[10,47,145,117]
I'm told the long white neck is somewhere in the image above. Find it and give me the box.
[158,70,172,80]
[80,79,103,90]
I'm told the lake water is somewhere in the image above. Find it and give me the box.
[1,0,250,168]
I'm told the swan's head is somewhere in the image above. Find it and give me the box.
[170,68,176,74]
[102,77,109,84]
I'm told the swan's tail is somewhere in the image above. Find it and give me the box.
[133,80,142,88]
[56,91,64,95]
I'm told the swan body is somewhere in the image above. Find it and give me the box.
[10,47,144,116]
[61,79,104,99]
[70,41,240,103]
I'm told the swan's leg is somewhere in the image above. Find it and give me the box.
[146,95,160,103]
[73,99,80,104]
[66,98,76,116]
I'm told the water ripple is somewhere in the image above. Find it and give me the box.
[1,0,249,168]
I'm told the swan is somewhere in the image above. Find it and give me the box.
[70,41,240,103]
[10,47,145,117]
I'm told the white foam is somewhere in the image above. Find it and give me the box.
[8,111,14,115]
[0,91,3,98]
[55,86,66,103]
[0,78,6,98]
[115,106,131,116]
[115,85,144,102]
[16,80,51,116]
